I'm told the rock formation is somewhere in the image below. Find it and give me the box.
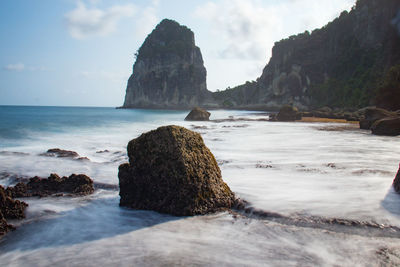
[118,125,235,216]
[122,19,214,109]
[213,0,400,111]
[184,107,211,121]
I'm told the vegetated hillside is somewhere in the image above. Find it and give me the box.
[214,0,400,111]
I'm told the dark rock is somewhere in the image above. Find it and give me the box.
[184,107,211,121]
[394,165,400,193]
[359,107,398,130]
[0,210,15,237]
[122,19,215,109]
[6,173,94,198]
[118,125,235,216]
[276,105,302,121]
[42,148,80,158]
[371,117,400,136]
[0,185,27,220]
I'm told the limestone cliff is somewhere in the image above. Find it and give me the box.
[214,0,400,110]
[122,19,213,109]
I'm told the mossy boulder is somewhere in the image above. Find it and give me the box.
[276,105,302,121]
[184,107,211,121]
[118,125,235,216]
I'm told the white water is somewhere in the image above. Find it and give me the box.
[1,109,400,266]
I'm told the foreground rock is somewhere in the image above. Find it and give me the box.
[6,173,94,198]
[359,107,398,130]
[0,185,28,237]
[371,117,400,136]
[184,107,211,121]
[119,125,235,216]
[274,105,302,121]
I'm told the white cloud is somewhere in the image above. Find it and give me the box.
[65,1,136,39]
[134,0,159,40]
[4,63,25,71]
[195,0,354,62]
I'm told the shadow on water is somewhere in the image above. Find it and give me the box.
[381,186,400,218]
[0,196,181,253]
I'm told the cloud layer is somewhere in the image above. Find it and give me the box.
[195,0,354,63]
[65,2,136,39]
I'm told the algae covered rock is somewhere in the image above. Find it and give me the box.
[184,107,211,121]
[359,107,398,130]
[118,125,235,216]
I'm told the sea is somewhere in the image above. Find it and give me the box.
[1,105,400,266]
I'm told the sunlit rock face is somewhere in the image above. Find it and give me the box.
[122,19,214,109]
[213,0,400,110]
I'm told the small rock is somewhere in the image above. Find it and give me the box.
[44,148,80,158]
[276,105,302,121]
[393,165,400,193]
[371,117,400,136]
[184,107,211,121]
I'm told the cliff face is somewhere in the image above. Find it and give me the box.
[215,0,400,110]
[123,19,213,109]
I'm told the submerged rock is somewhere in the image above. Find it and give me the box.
[43,148,79,158]
[371,117,400,136]
[6,173,94,198]
[119,125,235,216]
[184,107,211,121]
[276,105,302,121]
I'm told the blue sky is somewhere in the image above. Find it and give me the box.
[0,0,354,107]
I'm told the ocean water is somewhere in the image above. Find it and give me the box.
[1,105,400,266]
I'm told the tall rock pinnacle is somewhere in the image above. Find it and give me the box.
[122,19,213,109]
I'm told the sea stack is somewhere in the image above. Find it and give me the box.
[122,19,214,109]
[118,125,235,216]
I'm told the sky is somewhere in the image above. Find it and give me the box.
[0,0,355,107]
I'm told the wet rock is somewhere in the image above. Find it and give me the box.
[276,105,302,121]
[393,165,400,193]
[0,210,15,237]
[0,185,27,220]
[371,117,400,136]
[43,148,80,158]
[359,107,398,130]
[6,173,94,198]
[184,107,211,121]
[119,125,235,216]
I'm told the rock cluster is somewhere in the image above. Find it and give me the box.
[1,173,94,237]
[41,148,89,161]
[119,125,235,216]
[7,173,94,198]
[359,107,400,136]
[184,107,211,121]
